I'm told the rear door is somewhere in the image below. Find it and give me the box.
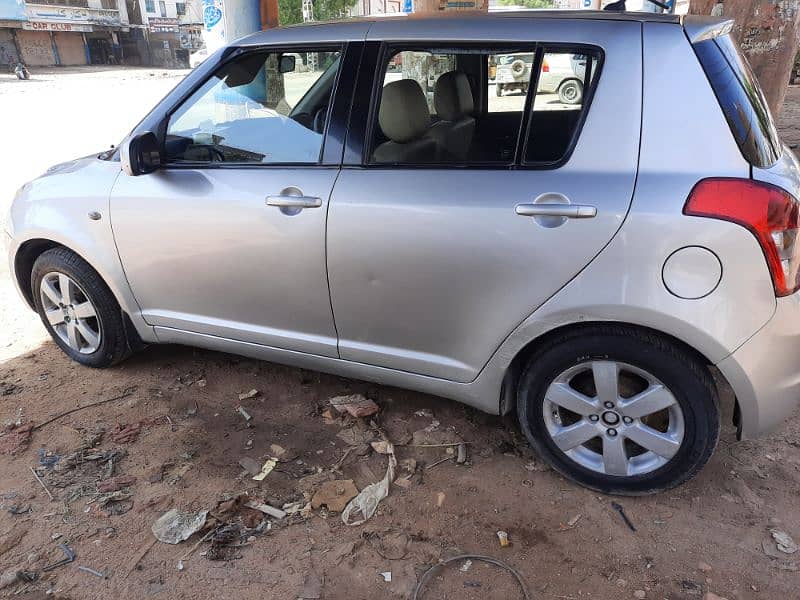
[327,18,642,382]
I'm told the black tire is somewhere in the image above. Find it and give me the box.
[557,79,583,105]
[495,83,503,97]
[31,247,132,368]
[517,325,720,495]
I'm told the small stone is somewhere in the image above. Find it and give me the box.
[616,578,627,588]
[698,561,713,573]
[247,536,256,543]
[634,591,646,599]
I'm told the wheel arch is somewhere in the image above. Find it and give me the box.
[498,320,735,427]
[13,238,146,350]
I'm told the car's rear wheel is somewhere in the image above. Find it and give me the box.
[517,325,719,495]
[32,247,132,368]
[495,83,503,97]
[558,79,583,105]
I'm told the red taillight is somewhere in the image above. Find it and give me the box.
[684,178,800,297]
[542,59,550,73]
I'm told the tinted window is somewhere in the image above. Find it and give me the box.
[165,48,341,165]
[490,52,535,113]
[523,50,600,165]
[694,35,781,168]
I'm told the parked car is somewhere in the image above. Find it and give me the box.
[6,11,800,495]
[495,51,586,104]
[494,52,534,97]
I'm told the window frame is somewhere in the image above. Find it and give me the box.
[144,0,155,13]
[157,43,350,170]
[176,1,186,15]
[358,41,603,171]
[521,43,605,170]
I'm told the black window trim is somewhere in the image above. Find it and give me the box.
[520,42,604,170]
[156,41,352,171]
[356,40,604,171]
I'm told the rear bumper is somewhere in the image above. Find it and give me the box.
[717,294,800,439]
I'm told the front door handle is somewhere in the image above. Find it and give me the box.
[266,195,322,209]
[515,203,597,218]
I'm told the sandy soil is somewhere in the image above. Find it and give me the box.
[0,71,799,600]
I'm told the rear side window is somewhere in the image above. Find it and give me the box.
[694,35,781,168]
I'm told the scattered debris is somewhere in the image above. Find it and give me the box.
[611,502,637,532]
[414,409,434,418]
[78,565,105,578]
[459,559,472,572]
[42,544,76,572]
[30,466,54,501]
[237,406,253,423]
[342,441,397,526]
[435,492,446,508]
[38,448,60,467]
[497,530,510,547]
[456,443,468,464]
[771,529,798,554]
[252,458,277,481]
[244,500,287,520]
[559,514,583,531]
[8,504,30,514]
[426,455,454,471]
[698,561,713,573]
[239,457,263,477]
[34,387,137,431]
[368,531,410,560]
[238,389,259,401]
[371,441,393,455]
[413,554,531,600]
[634,590,646,599]
[312,480,359,513]
[337,427,373,447]
[110,423,141,444]
[151,508,208,544]
[0,382,22,396]
[97,475,136,493]
[380,571,392,582]
[330,394,380,418]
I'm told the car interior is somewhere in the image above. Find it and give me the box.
[370,48,597,166]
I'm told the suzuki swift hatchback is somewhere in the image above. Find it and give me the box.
[6,11,800,495]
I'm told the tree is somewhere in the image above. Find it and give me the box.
[497,0,554,7]
[279,0,358,26]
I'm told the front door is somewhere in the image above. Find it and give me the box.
[327,23,642,381]
[111,45,346,357]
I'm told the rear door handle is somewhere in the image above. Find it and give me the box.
[515,203,597,219]
[266,195,322,208]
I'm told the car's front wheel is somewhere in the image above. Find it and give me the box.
[31,247,132,368]
[517,325,719,495]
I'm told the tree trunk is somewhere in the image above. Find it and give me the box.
[689,0,800,116]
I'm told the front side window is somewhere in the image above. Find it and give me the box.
[165,48,341,165]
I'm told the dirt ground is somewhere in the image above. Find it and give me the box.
[0,71,799,600]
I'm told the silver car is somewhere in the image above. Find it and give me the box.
[6,11,800,495]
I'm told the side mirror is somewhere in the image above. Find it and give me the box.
[279,54,296,74]
[120,131,162,176]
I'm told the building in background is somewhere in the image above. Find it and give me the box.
[142,0,202,66]
[0,0,26,67]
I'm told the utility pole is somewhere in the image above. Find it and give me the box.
[201,0,278,53]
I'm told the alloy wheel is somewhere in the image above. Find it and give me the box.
[39,272,102,354]
[542,361,685,477]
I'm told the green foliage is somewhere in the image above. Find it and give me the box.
[497,0,555,7]
[279,0,358,26]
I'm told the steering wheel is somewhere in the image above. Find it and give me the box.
[312,106,328,134]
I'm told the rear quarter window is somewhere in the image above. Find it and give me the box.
[693,34,782,168]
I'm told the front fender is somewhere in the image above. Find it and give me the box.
[8,156,155,343]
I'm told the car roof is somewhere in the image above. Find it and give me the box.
[235,11,733,47]
[236,10,686,46]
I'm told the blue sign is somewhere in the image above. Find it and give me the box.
[0,0,25,21]
[402,0,413,13]
[203,4,222,30]
[583,0,591,6]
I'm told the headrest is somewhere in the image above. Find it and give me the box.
[434,71,474,122]
[379,79,431,144]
